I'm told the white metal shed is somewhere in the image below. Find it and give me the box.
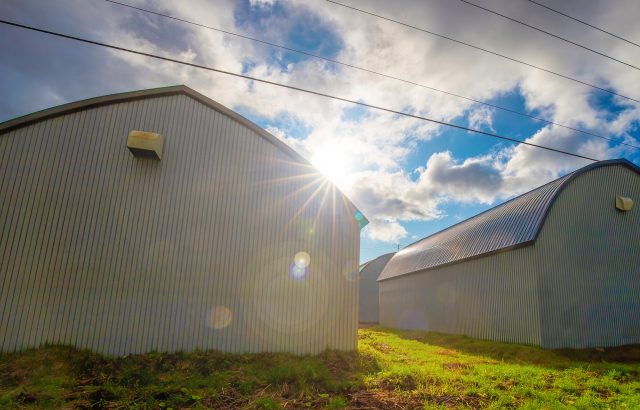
[0,86,367,355]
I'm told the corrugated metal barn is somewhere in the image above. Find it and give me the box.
[0,85,367,356]
[379,159,640,348]
[358,253,394,324]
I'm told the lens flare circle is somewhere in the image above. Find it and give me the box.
[294,251,310,268]
[207,305,232,329]
[289,262,308,279]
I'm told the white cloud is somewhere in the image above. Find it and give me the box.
[419,152,504,204]
[364,219,407,243]
[467,106,496,132]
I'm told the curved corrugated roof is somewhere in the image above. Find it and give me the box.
[378,159,640,281]
[360,252,395,277]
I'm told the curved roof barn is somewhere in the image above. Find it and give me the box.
[379,159,640,281]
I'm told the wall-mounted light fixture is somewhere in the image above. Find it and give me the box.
[127,130,164,160]
[615,196,633,212]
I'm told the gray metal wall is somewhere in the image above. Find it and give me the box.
[358,253,393,323]
[535,165,640,348]
[0,94,360,355]
[379,246,542,345]
[379,164,640,348]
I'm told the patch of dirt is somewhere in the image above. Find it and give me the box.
[497,379,518,390]
[592,387,613,399]
[0,365,28,386]
[348,389,424,410]
[425,392,486,410]
[436,349,458,357]
[371,342,392,353]
[378,373,418,391]
[200,386,252,409]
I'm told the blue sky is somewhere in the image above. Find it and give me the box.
[1,0,640,263]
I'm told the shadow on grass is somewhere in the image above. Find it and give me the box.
[372,326,640,368]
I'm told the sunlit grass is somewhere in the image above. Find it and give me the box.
[359,328,640,409]
[1,328,639,409]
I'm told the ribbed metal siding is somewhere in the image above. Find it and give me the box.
[0,94,360,355]
[379,176,569,281]
[358,253,393,323]
[379,246,542,345]
[535,165,640,348]
[379,164,640,348]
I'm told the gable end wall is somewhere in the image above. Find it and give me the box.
[0,94,360,355]
[534,165,640,348]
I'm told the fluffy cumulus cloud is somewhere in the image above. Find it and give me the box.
[420,152,504,204]
[1,0,639,247]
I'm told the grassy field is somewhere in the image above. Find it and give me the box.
[1,327,639,409]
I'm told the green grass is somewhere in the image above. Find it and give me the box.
[1,328,639,409]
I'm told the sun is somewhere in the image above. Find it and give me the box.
[310,145,352,190]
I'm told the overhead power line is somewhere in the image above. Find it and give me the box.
[527,0,640,49]
[459,0,640,71]
[99,1,640,150]
[0,19,600,162]
[325,0,640,105]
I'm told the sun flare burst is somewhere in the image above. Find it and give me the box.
[310,145,353,190]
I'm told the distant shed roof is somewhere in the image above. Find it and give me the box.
[378,159,640,281]
[360,252,395,275]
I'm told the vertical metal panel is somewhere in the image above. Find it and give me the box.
[535,165,640,348]
[0,94,360,355]
[379,246,542,345]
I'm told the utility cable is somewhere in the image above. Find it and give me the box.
[460,0,640,71]
[99,0,640,150]
[526,0,640,49]
[0,19,600,162]
[325,0,640,105]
